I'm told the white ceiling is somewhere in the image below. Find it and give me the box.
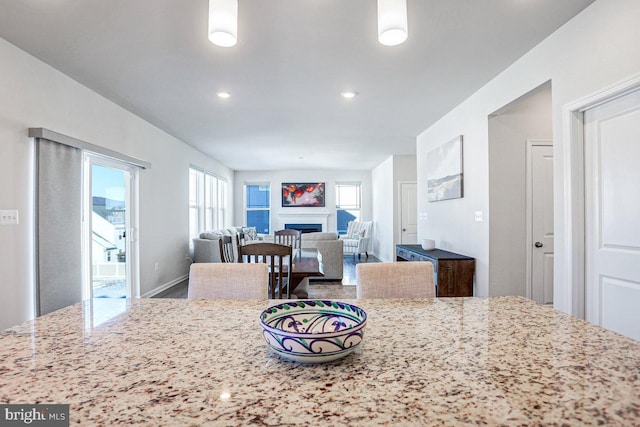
[0,0,594,171]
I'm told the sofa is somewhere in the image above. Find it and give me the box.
[301,232,343,281]
[192,226,257,263]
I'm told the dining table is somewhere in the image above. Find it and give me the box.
[288,247,324,298]
[1,296,639,425]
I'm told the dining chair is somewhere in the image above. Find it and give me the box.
[188,263,268,299]
[235,232,247,248]
[356,262,436,299]
[218,235,235,263]
[238,242,292,299]
[274,229,301,251]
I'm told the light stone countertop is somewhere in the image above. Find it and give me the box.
[1,296,639,426]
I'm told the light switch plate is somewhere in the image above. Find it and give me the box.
[0,210,19,225]
[474,211,483,222]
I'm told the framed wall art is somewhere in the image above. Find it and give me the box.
[427,135,463,202]
[281,182,325,207]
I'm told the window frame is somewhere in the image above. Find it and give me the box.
[204,173,218,231]
[189,167,204,240]
[217,178,228,229]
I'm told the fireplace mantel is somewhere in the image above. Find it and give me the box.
[277,213,330,232]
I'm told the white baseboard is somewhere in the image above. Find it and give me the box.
[370,252,390,262]
[142,274,189,298]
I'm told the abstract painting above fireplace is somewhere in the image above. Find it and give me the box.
[281,183,325,207]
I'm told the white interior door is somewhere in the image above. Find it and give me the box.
[527,140,554,304]
[400,182,418,244]
[584,89,640,341]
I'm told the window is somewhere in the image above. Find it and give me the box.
[244,184,270,234]
[189,168,204,240]
[336,183,361,234]
[190,167,228,240]
[217,178,228,229]
[204,173,218,231]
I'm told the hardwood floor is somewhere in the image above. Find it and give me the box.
[154,254,381,299]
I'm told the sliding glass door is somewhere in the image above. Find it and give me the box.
[83,154,139,299]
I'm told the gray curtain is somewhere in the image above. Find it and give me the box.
[36,138,83,316]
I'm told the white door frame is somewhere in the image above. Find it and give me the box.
[525,139,552,301]
[561,72,640,318]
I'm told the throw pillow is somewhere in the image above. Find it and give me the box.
[242,226,258,240]
[348,230,365,240]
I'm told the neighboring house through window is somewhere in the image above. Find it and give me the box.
[244,183,270,234]
[336,183,361,235]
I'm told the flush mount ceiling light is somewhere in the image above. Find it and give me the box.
[217,91,231,99]
[377,0,408,46]
[341,91,358,99]
[208,0,238,47]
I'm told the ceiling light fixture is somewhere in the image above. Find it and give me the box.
[341,91,358,99]
[377,0,408,46]
[217,91,231,99]
[208,0,238,47]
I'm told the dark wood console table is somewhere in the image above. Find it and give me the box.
[396,245,475,297]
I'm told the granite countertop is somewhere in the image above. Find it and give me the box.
[1,296,639,425]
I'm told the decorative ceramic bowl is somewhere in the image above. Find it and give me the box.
[260,300,367,363]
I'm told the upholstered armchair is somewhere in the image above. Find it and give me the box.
[339,221,373,258]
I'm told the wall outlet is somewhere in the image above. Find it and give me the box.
[0,210,19,225]
[154,262,159,272]
[474,211,483,222]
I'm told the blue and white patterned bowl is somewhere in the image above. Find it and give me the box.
[260,300,367,363]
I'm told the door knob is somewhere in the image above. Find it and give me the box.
[534,242,543,248]
[402,228,406,231]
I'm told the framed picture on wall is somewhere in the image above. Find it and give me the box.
[281,183,325,207]
[427,135,463,202]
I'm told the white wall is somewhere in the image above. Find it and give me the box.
[233,169,372,233]
[371,157,394,261]
[0,37,233,329]
[416,0,640,310]
[488,85,552,296]
[371,155,417,262]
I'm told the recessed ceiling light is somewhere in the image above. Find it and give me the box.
[341,91,358,99]
[217,91,231,99]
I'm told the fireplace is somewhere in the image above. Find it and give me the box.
[285,223,322,234]
[277,213,329,232]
